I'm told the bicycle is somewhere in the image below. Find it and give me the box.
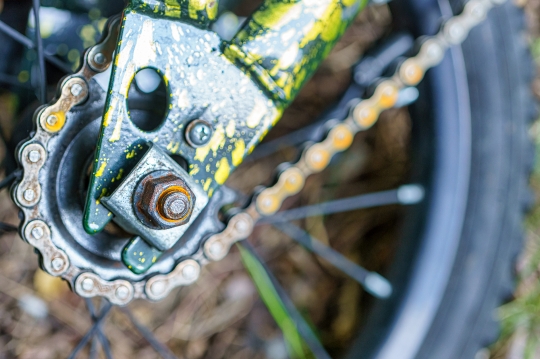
[0,0,534,358]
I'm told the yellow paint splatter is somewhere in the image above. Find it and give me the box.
[189,164,200,175]
[95,161,107,177]
[194,124,225,162]
[215,157,230,185]
[231,138,245,166]
[203,178,212,191]
[103,98,118,127]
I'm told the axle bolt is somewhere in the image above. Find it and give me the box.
[186,120,213,147]
[159,191,190,220]
[133,171,196,230]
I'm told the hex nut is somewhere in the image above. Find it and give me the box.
[133,170,196,230]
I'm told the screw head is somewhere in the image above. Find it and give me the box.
[31,226,44,239]
[81,278,94,292]
[28,150,41,163]
[23,189,35,202]
[94,52,106,65]
[70,83,83,97]
[51,257,65,271]
[186,120,213,147]
[46,115,58,127]
[115,285,130,300]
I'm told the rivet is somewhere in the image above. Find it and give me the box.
[94,52,106,65]
[115,285,130,300]
[51,257,65,271]
[31,226,44,239]
[70,83,83,97]
[151,280,166,296]
[46,115,58,127]
[182,264,197,280]
[28,150,41,163]
[209,241,223,256]
[23,189,35,202]
[235,219,249,232]
[81,277,94,292]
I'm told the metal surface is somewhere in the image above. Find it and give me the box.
[102,144,208,252]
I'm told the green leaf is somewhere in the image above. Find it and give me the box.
[237,243,309,359]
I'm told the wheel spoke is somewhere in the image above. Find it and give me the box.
[273,221,393,299]
[0,170,22,190]
[0,20,72,74]
[238,241,332,359]
[120,307,179,359]
[31,0,46,103]
[0,222,17,233]
[258,184,424,225]
[246,119,328,162]
[85,299,114,359]
[67,302,112,359]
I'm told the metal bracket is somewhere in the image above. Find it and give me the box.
[102,143,209,251]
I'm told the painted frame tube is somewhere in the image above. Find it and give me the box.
[224,0,368,107]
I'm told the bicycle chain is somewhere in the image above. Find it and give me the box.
[12,0,505,305]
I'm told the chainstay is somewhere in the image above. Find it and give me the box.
[11,0,504,305]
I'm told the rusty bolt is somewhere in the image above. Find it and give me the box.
[133,170,196,230]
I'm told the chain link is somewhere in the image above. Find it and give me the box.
[12,0,504,305]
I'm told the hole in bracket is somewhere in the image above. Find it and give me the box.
[127,68,168,132]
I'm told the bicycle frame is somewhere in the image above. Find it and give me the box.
[83,0,368,261]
